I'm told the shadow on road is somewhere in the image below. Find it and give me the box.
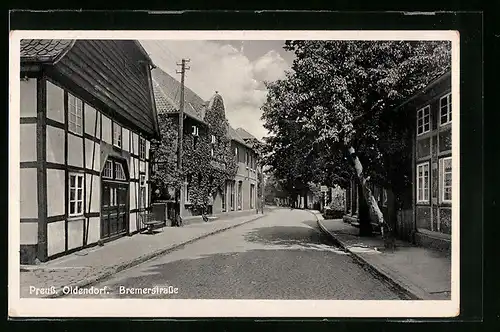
[244,224,339,249]
[85,248,403,300]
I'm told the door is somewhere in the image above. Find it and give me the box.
[101,181,129,239]
[101,158,129,240]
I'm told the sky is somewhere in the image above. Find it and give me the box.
[140,40,296,140]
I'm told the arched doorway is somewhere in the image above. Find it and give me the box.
[101,157,129,239]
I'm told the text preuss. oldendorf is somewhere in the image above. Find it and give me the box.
[28,285,180,296]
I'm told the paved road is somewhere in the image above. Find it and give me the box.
[66,209,404,300]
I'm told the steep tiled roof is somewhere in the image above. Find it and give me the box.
[229,126,248,146]
[151,67,206,122]
[20,39,75,63]
[235,127,258,141]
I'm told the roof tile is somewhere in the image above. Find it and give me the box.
[151,67,206,122]
[21,39,74,62]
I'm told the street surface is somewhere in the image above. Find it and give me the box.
[67,209,404,300]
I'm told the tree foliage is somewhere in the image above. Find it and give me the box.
[150,114,182,200]
[261,40,451,204]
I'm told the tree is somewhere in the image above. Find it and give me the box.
[262,40,451,246]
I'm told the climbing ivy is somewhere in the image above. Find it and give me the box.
[182,96,238,212]
[150,114,183,201]
[152,95,238,214]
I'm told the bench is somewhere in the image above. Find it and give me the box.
[202,214,218,222]
[140,212,164,234]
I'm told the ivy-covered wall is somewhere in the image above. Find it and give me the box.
[151,93,263,218]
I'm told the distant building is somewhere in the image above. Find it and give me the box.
[150,67,260,221]
[19,39,159,264]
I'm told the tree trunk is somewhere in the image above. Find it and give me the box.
[357,182,373,236]
[347,147,396,249]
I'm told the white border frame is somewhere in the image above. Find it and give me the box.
[9,30,460,318]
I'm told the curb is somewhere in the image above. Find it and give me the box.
[309,211,422,301]
[37,213,268,298]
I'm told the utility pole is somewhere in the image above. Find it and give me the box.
[176,58,190,219]
[176,58,190,171]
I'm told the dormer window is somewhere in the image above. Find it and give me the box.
[68,93,83,135]
[113,122,122,148]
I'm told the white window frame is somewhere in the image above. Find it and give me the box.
[139,174,147,209]
[139,137,146,160]
[114,162,127,181]
[416,162,430,203]
[68,172,84,217]
[103,160,113,179]
[113,122,122,148]
[250,184,255,209]
[440,156,452,203]
[417,105,431,136]
[237,181,243,210]
[230,181,235,211]
[440,93,452,126]
[68,93,83,135]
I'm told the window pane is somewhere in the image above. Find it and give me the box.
[77,176,83,188]
[70,188,75,201]
[444,158,452,171]
[77,188,82,200]
[77,202,82,213]
[70,175,75,187]
[70,202,75,214]
[444,173,452,187]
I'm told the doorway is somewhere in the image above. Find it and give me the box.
[101,158,129,239]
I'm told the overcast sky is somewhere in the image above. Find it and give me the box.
[140,40,295,140]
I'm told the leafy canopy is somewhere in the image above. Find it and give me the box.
[261,40,451,193]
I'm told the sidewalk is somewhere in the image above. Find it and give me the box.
[314,215,451,300]
[20,211,271,298]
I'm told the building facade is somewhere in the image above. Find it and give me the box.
[409,71,452,250]
[151,68,260,221]
[19,39,159,264]
[341,71,452,251]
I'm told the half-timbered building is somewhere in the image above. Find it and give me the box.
[19,39,160,264]
[342,70,452,251]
